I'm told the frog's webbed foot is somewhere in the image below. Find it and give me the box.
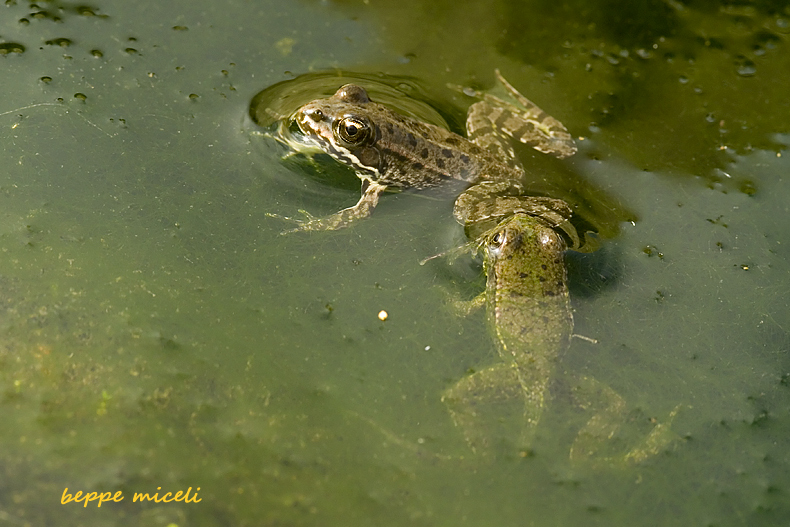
[568,375,682,465]
[443,363,536,455]
[567,376,626,462]
[266,180,387,233]
[622,404,683,464]
[264,208,325,233]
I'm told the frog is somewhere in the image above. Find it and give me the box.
[442,209,679,462]
[272,70,580,237]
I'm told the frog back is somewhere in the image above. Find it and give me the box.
[484,214,573,378]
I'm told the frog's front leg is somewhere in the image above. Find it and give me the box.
[442,362,545,454]
[449,292,486,317]
[568,375,680,465]
[271,180,387,233]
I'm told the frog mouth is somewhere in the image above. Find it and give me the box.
[291,110,313,136]
[288,115,310,140]
[271,116,325,154]
[291,109,335,150]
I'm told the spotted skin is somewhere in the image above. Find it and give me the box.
[463,70,577,160]
[443,213,572,452]
[443,212,680,461]
[275,71,577,233]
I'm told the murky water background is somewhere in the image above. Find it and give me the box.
[0,0,788,526]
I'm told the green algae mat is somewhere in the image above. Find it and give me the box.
[0,1,788,525]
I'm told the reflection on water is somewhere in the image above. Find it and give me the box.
[249,71,449,128]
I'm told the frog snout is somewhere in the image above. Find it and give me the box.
[299,107,325,124]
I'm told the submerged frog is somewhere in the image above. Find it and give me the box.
[275,70,580,237]
[443,211,678,461]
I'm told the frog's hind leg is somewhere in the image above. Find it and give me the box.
[442,362,544,454]
[494,69,577,159]
[465,100,523,172]
[622,405,682,464]
[568,375,681,465]
[463,70,577,159]
[567,375,626,462]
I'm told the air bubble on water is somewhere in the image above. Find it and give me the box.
[736,58,757,77]
[44,38,72,47]
[737,63,756,76]
[0,42,25,54]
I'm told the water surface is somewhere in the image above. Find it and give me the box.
[0,0,788,525]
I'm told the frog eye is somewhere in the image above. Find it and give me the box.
[335,117,371,146]
[486,230,506,258]
[336,84,371,104]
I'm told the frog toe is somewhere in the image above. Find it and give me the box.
[622,404,685,464]
[265,209,322,234]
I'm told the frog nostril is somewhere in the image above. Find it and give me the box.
[307,109,324,122]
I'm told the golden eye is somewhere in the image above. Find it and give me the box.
[486,230,506,258]
[335,117,370,146]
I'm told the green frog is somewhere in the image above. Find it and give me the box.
[274,70,580,238]
[443,210,678,461]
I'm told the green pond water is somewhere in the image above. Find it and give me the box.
[0,0,788,526]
